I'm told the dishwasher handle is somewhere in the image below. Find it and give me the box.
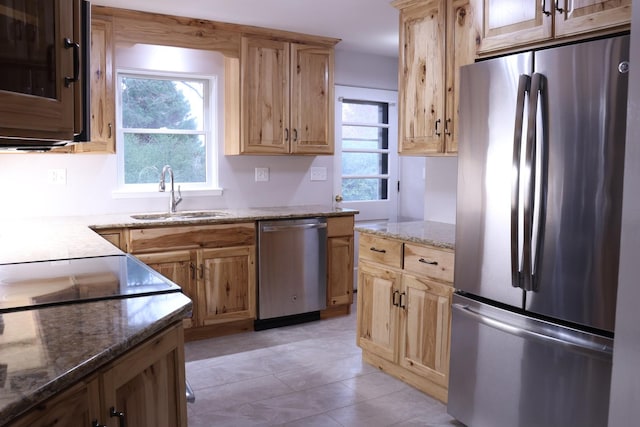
[261,223,327,232]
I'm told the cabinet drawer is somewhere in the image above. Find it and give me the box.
[403,243,454,283]
[128,223,256,254]
[358,233,402,269]
[327,215,354,237]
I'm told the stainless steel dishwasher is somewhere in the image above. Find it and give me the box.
[256,217,327,329]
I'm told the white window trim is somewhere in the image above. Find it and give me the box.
[112,68,222,198]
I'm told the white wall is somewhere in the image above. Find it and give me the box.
[334,50,398,91]
[0,48,398,218]
[423,157,457,224]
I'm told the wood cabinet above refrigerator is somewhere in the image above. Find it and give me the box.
[393,0,479,156]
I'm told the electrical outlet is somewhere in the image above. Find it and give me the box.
[48,168,67,185]
[255,167,269,182]
[310,167,327,181]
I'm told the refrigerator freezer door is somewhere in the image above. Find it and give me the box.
[455,52,532,308]
[525,35,629,333]
[448,294,613,427]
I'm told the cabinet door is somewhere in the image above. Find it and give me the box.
[8,378,101,427]
[553,0,631,38]
[101,324,187,427]
[0,0,77,140]
[77,15,115,152]
[398,273,453,390]
[198,246,256,325]
[356,261,401,363]
[290,43,334,154]
[476,0,552,54]
[327,235,354,306]
[398,0,446,154]
[445,0,478,154]
[136,250,197,328]
[241,37,290,154]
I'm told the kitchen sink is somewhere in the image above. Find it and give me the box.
[131,210,229,221]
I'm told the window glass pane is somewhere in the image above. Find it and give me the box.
[123,133,206,184]
[342,126,388,150]
[342,178,388,201]
[342,100,388,124]
[342,152,388,175]
[121,77,204,130]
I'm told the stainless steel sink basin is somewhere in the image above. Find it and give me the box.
[131,210,229,221]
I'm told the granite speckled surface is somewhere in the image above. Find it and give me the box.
[0,292,192,425]
[1,205,357,265]
[355,220,455,250]
[0,204,356,423]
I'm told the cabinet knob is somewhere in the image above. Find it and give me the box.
[335,194,343,203]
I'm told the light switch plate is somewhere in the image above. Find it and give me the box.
[255,167,269,182]
[48,168,67,185]
[310,167,327,181]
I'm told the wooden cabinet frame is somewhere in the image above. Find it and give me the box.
[356,233,454,403]
[474,0,631,55]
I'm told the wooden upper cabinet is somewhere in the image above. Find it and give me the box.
[240,37,290,154]
[54,12,116,154]
[397,0,446,155]
[0,0,78,141]
[394,0,478,155]
[554,0,631,38]
[475,0,630,54]
[235,36,334,155]
[84,14,115,152]
[477,0,552,53]
[289,43,334,154]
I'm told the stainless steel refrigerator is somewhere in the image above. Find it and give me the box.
[448,34,629,427]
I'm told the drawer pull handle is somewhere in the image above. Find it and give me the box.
[110,407,126,427]
[399,291,406,309]
[370,247,386,253]
[392,290,400,306]
[419,258,438,266]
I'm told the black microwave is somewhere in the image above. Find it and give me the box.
[0,0,90,150]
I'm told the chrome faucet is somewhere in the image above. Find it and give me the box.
[159,165,182,213]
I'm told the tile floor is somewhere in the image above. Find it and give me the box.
[184,302,463,427]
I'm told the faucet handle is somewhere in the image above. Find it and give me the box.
[175,185,183,206]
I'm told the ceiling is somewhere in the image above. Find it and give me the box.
[92,0,400,58]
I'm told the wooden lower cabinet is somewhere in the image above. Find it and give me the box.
[126,223,257,340]
[326,216,355,312]
[97,216,356,339]
[398,273,452,396]
[356,233,454,403]
[9,323,187,427]
[135,250,197,328]
[198,246,256,326]
[356,261,400,363]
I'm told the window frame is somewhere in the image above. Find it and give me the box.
[114,68,221,195]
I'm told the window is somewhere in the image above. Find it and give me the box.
[114,44,223,195]
[340,100,390,201]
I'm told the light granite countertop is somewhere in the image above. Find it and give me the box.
[355,220,455,250]
[0,204,356,424]
[0,205,357,265]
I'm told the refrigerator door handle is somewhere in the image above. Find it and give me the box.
[522,73,543,292]
[523,73,547,292]
[452,303,613,358]
[511,74,531,289]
